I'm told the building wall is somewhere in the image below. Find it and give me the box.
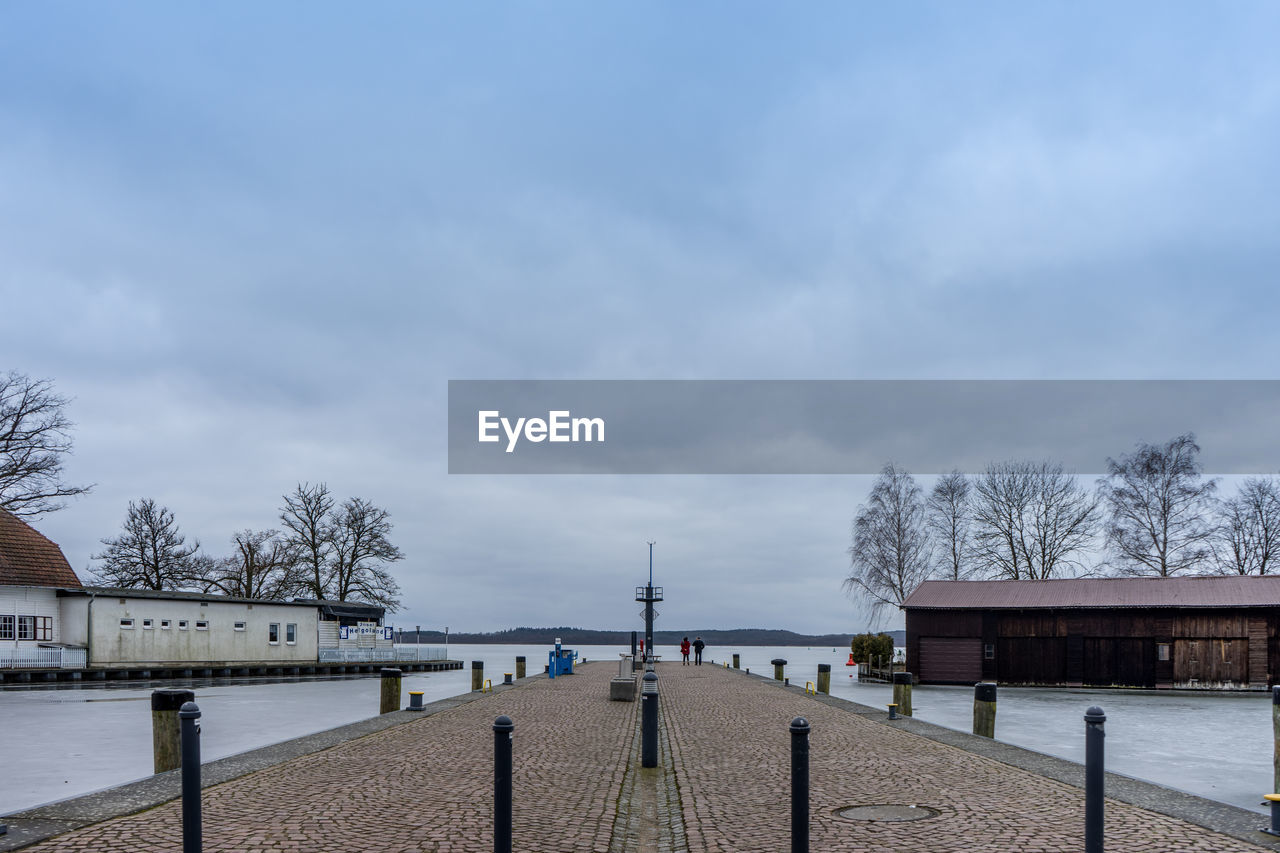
[907,606,1280,689]
[0,586,61,647]
[76,596,319,666]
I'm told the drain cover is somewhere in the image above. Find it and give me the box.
[836,804,940,822]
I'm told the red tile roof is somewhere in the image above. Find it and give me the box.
[0,508,82,588]
[901,576,1280,610]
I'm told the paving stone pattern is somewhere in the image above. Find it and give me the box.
[18,662,1276,852]
[21,666,634,852]
[660,665,1272,853]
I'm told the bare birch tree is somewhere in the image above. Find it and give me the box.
[1213,477,1280,576]
[972,460,1098,580]
[845,464,933,612]
[93,498,200,590]
[0,371,92,517]
[927,470,973,580]
[1099,433,1217,576]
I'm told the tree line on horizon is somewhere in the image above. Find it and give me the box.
[0,371,403,611]
[845,433,1280,616]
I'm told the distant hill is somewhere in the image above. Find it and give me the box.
[404,626,906,647]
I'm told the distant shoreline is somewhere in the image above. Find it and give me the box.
[403,628,906,646]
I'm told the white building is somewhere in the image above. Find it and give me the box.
[58,588,321,667]
[0,508,86,669]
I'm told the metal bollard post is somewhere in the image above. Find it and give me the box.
[516,656,526,680]
[152,688,195,773]
[472,660,484,691]
[1265,795,1280,835]
[973,682,997,738]
[892,671,913,716]
[642,671,659,768]
[816,663,830,695]
[733,653,740,669]
[772,658,787,681]
[504,672,513,685]
[407,690,424,711]
[790,717,810,853]
[380,668,402,715]
[888,703,898,720]
[1084,706,1105,853]
[179,701,202,853]
[493,715,513,853]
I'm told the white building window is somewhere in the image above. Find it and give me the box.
[120,618,135,629]
[17,616,35,640]
[234,621,247,632]
[195,620,209,631]
[161,620,171,629]
[0,615,12,640]
[268,623,280,644]
[178,620,189,630]
[286,623,297,645]
[142,619,154,629]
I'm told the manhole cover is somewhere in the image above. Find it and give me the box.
[836,804,940,822]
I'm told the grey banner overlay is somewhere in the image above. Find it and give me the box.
[447,380,1280,474]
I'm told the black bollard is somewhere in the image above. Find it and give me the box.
[179,701,202,853]
[493,715,513,853]
[641,671,659,768]
[790,717,810,853]
[1084,706,1105,853]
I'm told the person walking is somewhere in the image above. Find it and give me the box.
[680,636,691,665]
[693,636,705,665]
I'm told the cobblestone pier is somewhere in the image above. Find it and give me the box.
[6,661,1279,852]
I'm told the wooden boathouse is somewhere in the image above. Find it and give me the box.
[902,576,1280,689]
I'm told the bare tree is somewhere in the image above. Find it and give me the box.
[196,529,304,599]
[328,497,404,611]
[93,498,200,590]
[972,460,1098,580]
[845,464,933,612]
[927,470,973,580]
[280,482,334,599]
[1099,433,1217,576]
[1212,477,1280,576]
[0,371,93,517]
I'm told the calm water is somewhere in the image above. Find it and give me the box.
[0,642,1272,815]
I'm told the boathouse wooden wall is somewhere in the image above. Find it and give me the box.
[906,607,1280,689]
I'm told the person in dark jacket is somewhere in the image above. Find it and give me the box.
[693,636,705,665]
[680,636,691,665]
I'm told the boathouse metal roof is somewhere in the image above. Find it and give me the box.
[901,576,1280,610]
[0,508,82,588]
[59,586,322,607]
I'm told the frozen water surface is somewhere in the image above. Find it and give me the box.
[1,644,1272,816]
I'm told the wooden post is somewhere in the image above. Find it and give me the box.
[891,671,912,716]
[973,682,997,738]
[151,688,195,773]
[472,660,484,691]
[816,663,831,695]
[516,656,526,680]
[1272,686,1280,792]
[772,658,788,681]
[379,668,402,714]
[732,653,740,669]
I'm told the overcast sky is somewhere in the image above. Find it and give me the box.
[3,4,1279,635]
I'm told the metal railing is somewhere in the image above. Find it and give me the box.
[0,647,87,669]
[319,647,448,663]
